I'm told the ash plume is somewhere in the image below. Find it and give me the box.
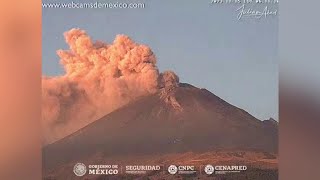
[159,71,179,89]
[159,71,182,111]
[42,28,179,144]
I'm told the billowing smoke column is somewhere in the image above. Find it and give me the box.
[42,28,178,144]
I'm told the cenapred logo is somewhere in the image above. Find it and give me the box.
[204,164,214,175]
[168,165,178,175]
[73,163,87,176]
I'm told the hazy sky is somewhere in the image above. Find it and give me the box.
[42,0,278,120]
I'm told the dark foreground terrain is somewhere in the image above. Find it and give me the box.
[44,150,277,180]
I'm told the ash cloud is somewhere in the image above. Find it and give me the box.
[42,28,179,144]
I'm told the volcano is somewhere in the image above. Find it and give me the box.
[43,83,278,175]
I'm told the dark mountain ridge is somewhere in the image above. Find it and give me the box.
[43,83,278,171]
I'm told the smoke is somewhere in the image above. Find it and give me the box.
[159,71,182,111]
[42,28,179,144]
[159,71,179,88]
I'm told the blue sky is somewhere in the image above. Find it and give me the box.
[42,0,278,120]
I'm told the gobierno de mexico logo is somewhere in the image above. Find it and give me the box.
[73,163,87,176]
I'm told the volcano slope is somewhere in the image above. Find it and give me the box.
[43,83,278,176]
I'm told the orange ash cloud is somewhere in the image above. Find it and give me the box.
[42,28,178,144]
